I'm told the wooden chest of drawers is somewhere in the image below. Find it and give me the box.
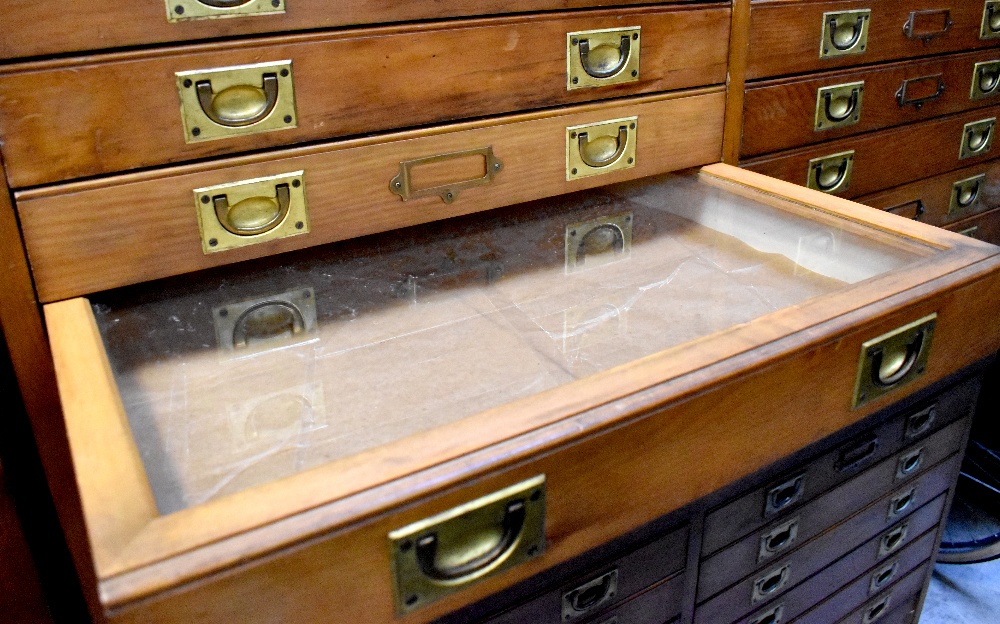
[0,2,999,624]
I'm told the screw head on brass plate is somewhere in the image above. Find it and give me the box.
[820,10,871,58]
[853,314,936,409]
[960,118,996,160]
[167,0,285,22]
[567,26,641,90]
[806,150,854,194]
[388,475,546,614]
[815,82,864,131]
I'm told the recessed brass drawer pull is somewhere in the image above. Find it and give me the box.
[902,9,953,44]
[765,473,806,515]
[879,523,909,556]
[389,475,546,614]
[567,27,641,90]
[820,10,871,58]
[896,448,925,480]
[232,301,304,348]
[213,288,317,351]
[971,61,1000,100]
[960,118,996,159]
[389,146,503,204]
[905,405,936,439]
[759,517,800,561]
[870,560,899,593]
[176,60,296,143]
[862,594,892,624]
[982,1,1000,39]
[949,174,986,215]
[752,564,791,603]
[887,487,916,518]
[562,569,618,620]
[214,183,290,236]
[579,126,628,168]
[815,82,864,131]
[895,74,945,110]
[167,0,285,22]
[567,117,637,179]
[807,151,854,194]
[853,313,936,408]
[750,604,785,624]
[957,225,980,238]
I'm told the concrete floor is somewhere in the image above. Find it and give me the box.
[920,559,1000,622]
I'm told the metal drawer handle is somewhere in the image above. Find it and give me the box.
[213,183,290,236]
[905,405,936,438]
[563,569,618,618]
[766,474,806,514]
[579,35,632,79]
[750,604,785,624]
[415,499,526,582]
[903,9,954,44]
[198,0,254,6]
[870,329,926,387]
[823,87,860,122]
[880,523,909,556]
[812,155,851,192]
[977,63,1000,96]
[870,561,899,593]
[885,199,925,220]
[895,74,945,110]
[760,518,800,561]
[888,488,916,518]
[985,2,1000,37]
[197,72,279,127]
[752,565,791,603]
[232,300,305,348]
[954,177,983,209]
[896,447,925,479]
[836,435,880,472]
[828,13,866,51]
[863,594,892,624]
[579,126,629,168]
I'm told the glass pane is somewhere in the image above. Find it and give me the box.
[92,171,931,513]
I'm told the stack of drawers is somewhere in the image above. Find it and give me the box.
[737,0,1000,244]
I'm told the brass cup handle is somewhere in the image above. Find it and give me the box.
[232,301,305,348]
[198,0,254,7]
[812,157,850,192]
[828,14,865,51]
[197,72,279,127]
[214,183,291,236]
[988,5,1000,35]
[824,89,859,122]
[863,596,891,624]
[956,179,982,208]
[578,126,629,168]
[870,330,924,387]
[415,499,526,582]
[579,35,632,79]
[903,9,954,44]
[978,66,1000,95]
[966,124,994,154]
[895,74,946,110]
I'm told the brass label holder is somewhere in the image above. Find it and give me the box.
[959,117,996,160]
[213,287,318,354]
[806,150,854,194]
[567,117,637,180]
[567,26,641,90]
[390,146,503,203]
[972,60,1000,100]
[176,60,297,143]
[853,314,936,409]
[815,81,865,131]
[194,170,309,253]
[948,173,986,216]
[982,1,1000,39]
[388,475,546,614]
[564,213,633,272]
[820,10,871,59]
[166,0,285,22]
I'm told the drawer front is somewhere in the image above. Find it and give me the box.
[858,159,1000,227]
[697,417,967,601]
[0,0,717,60]
[694,479,949,624]
[487,525,687,624]
[834,590,920,624]
[17,89,725,302]
[747,0,999,81]
[742,106,1000,199]
[701,376,979,556]
[742,49,1000,158]
[947,206,1000,244]
[0,6,730,188]
[789,554,932,624]
[728,521,939,624]
[585,575,684,624]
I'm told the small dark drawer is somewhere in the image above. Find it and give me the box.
[729,526,938,624]
[790,557,932,624]
[694,464,952,624]
[835,592,919,624]
[698,417,967,600]
[577,573,685,624]
[701,378,976,557]
[487,525,688,624]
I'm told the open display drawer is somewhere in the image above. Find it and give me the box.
[44,164,1000,623]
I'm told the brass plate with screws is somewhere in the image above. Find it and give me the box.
[820,10,871,59]
[982,1,1000,39]
[806,150,854,194]
[567,117,637,180]
[853,313,936,409]
[815,81,864,131]
[194,170,309,253]
[166,0,285,22]
[959,118,996,160]
[176,60,296,143]
[567,27,641,90]
[564,213,633,272]
[971,60,1000,99]
[213,287,317,353]
[389,475,546,614]
[948,174,986,216]
[390,146,503,203]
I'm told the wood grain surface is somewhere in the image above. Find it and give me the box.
[723,0,752,164]
[857,158,1000,227]
[747,0,1000,81]
[0,0,713,60]
[741,105,1000,198]
[0,5,730,188]
[18,90,727,302]
[743,49,1000,157]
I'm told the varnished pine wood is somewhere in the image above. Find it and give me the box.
[747,0,999,81]
[18,90,727,302]
[741,105,1000,199]
[0,0,711,60]
[742,49,1000,158]
[0,5,730,188]
[723,0,752,164]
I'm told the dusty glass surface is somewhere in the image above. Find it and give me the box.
[92,172,930,513]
